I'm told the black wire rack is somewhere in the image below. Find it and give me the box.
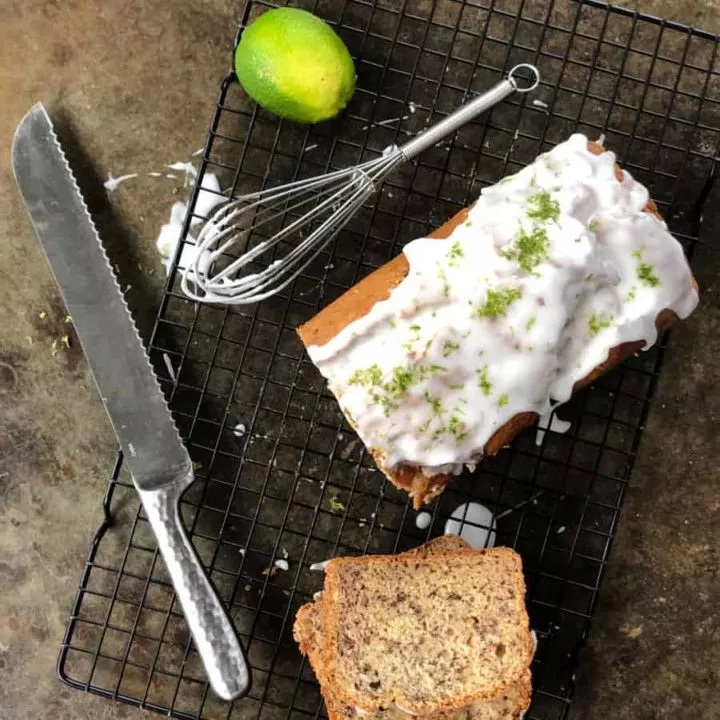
[58,1,719,718]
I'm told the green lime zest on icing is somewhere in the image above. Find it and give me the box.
[632,249,660,287]
[474,286,523,319]
[588,219,600,233]
[476,365,492,396]
[402,324,423,350]
[438,266,450,297]
[497,393,509,408]
[349,364,383,387]
[585,273,594,281]
[447,240,464,266]
[349,363,446,415]
[637,262,660,288]
[626,287,637,301]
[516,227,549,272]
[527,190,560,222]
[447,415,469,442]
[442,340,460,357]
[525,316,537,332]
[588,312,613,337]
[503,227,550,273]
[424,391,443,415]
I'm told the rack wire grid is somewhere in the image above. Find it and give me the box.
[58,0,718,718]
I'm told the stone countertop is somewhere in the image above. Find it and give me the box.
[0,2,718,719]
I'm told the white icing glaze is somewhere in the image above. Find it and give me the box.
[156,174,220,276]
[444,502,496,548]
[104,172,137,191]
[415,511,432,530]
[535,410,571,446]
[307,134,698,474]
[309,560,330,572]
[191,172,224,226]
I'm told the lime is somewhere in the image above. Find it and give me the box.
[234,8,356,124]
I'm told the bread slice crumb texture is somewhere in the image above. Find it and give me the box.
[323,548,532,714]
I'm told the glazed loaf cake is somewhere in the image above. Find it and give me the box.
[298,134,698,507]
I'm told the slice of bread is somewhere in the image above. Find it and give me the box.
[321,548,533,715]
[295,536,472,688]
[294,538,531,720]
[297,599,530,720]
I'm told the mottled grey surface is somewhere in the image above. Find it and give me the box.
[0,1,718,719]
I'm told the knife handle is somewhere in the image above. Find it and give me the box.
[139,484,251,701]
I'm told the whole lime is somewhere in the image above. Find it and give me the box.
[234,8,356,124]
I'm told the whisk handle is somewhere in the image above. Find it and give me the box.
[397,64,540,161]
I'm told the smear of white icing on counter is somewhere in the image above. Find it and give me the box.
[168,160,198,186]
[155,173,222,274]
[307,134,698,475]
[444,502,496,548]
[104,172,138,191]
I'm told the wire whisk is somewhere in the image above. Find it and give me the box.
[180,64,540,305]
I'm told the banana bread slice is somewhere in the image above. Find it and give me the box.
[297,599,530,720]
[321,547,532,715]
[294,538,531,720]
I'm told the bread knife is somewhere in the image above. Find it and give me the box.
[11,103,251,701]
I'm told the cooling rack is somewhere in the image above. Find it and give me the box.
[58,1,719,718]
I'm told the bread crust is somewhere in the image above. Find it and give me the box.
[321,547,534,715]
[297,142,696,507]
[295,540,532,720]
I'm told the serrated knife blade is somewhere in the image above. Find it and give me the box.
[12,103,250,701]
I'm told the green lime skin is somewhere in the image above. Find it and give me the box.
[234,7,356,124]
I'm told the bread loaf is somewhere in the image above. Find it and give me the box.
[298,135,698,507]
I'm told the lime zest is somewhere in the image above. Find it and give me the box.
[588,312,613,337]
[476,365,492,396]
[442,339,460,357]
[527,190,560,222]
[637,262,660,287]
[447,240,464,267]
[474,287,523,319]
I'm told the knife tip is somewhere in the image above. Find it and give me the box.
[11,103,53,180]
